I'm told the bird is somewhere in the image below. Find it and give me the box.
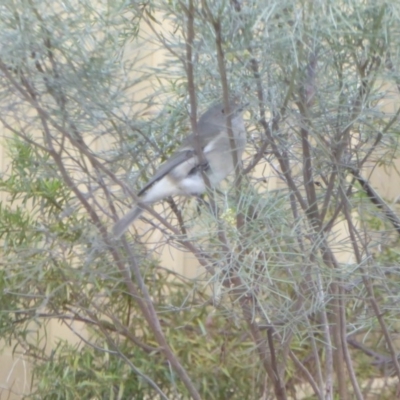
[113,101,246,237]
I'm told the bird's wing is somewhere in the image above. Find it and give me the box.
[138,126,225,197]
[138,149,195,196]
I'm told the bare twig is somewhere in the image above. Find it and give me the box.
[351,169,400,235]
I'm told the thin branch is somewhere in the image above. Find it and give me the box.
[338,289,364,400]
[351,169,400,235]
[121,237,202,400]
[340,185,400,382]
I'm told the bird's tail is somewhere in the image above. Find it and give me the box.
[113,206,143,238]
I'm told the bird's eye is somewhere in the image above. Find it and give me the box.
[221,109,225,114]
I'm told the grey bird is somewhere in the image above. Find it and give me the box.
[113,101,246,237]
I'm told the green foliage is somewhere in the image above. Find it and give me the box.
[29,288,265,400]
[0,136,266,399]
